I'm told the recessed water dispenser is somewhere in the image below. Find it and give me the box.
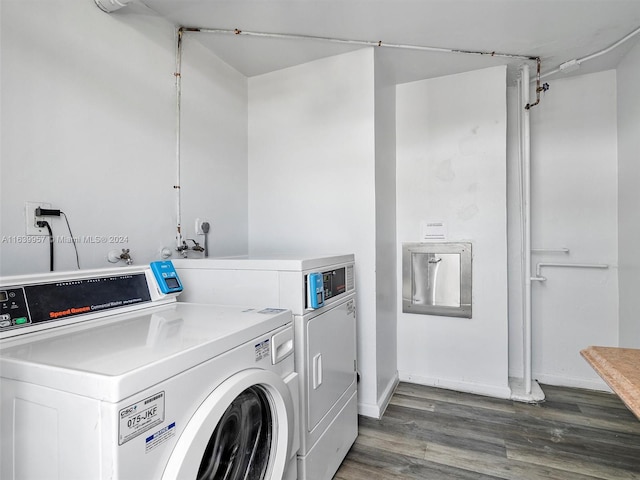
[402,242,472,318]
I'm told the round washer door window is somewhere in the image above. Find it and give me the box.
[197,385,272,480]
[163,369,295,480]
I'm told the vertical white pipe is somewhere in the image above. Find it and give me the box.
[521,64,532,395]
[175,29,184,252]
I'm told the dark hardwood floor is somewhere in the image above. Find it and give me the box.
[334,382,640,479]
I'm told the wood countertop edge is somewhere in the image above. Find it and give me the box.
[580,346,640,421]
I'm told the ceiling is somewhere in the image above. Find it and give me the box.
[131,0,640,85]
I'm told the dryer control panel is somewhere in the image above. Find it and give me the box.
[305,265,354,310]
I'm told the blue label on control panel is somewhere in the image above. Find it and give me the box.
[308,272,324,309]
[150,261,183,295]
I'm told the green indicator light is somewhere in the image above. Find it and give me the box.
[14,317,28,325]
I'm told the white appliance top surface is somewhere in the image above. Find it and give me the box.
[172,253,355,271]
[0,303,291,402]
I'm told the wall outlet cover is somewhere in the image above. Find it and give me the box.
[25,201,52,236]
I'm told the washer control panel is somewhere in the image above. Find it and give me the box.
[0,288,30,329]
[0,262,183,338]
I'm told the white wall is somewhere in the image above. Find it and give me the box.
[179,35,249,258]
[617,41,640,348]
[373,50,399,413]
[248,48,389,416]
[523,70,619,389]
[396,66,511,398]
[0,0,248,276]
[506,83,525,379]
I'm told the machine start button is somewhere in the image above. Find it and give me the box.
[14,317,28,325]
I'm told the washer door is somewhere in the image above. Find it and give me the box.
[163,369,295,480]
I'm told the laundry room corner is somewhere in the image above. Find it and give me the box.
[0,0,249,275]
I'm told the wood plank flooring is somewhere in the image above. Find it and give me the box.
[334,383,640,480]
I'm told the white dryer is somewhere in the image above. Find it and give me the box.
[0,262,299,480]
[173,254,358,480]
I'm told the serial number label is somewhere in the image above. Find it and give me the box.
[119,392,165,445]
[255,339,270,362]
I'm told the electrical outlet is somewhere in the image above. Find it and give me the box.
[195,218,206,235]
[25,201,52,236]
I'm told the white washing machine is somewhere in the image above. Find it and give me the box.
[0,262,299,480]
[173,254,358,480]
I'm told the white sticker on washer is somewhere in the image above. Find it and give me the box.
[255,339,270,362]
[145,422,176,453]
[118,392,165,445]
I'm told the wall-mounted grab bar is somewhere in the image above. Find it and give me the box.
[531,262,609,282]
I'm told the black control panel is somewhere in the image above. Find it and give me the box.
[0,273,151,333]
[321,268,347,301]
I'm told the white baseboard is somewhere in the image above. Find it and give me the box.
[533,372,612,392]
[358,372,400,419]
[398,371,512,399]
[377,372,400,417]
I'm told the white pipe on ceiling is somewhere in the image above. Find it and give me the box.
[540,25,640,79]
[189,27,538,62]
